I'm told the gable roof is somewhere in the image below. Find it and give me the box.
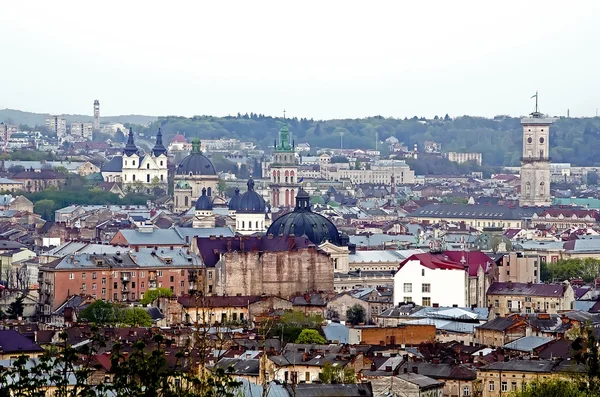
[410,203,538,220]
[487,282,570,298]
[0,330,44,353]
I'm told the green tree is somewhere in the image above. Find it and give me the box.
[319,362,356,384]
[7,295,25,319]
[79,300,115,324]
[7,165,24,174]
[510,379,593,397]
[217,179,228,195]
[34,199,56,220]
[346,304,366,326]
[140,287,173,305]
[123,308,152,327]
[114,128,126,143]
[295,329,327,344]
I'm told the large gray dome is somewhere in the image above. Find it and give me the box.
[176,138,216,176]
[266,189,342,246]
[237,179,266,213]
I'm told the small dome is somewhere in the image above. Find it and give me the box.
[176,138,216,176]
[266,188,342,246]
[228,187,241,210]
[237,179,266,213]
[195,188,213,211]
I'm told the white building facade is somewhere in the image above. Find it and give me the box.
[393,259,467,308]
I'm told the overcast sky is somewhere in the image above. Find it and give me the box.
[2,1,600,120]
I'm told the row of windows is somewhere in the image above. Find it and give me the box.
[238,220,264,230]
[403,297,432,306]
[403,283,431,293]
[124,160,165,167]
[69,270,184,280]
[489,380,524,392]
[124,174,165,182]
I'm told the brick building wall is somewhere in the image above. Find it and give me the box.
[215,247,334,298]
[349,325,436,345]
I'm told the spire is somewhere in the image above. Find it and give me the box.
[191,138,201,153]
[152,128,167,157]
[123,127,138,156]
[247,178,255,191]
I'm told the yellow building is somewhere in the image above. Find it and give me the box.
[477,359,584,397]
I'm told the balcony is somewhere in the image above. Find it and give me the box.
[121,286,129,292]
[121,274,130,282]
[520,156,551,163]
[148,281,158,289]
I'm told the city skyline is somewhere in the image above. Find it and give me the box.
[2,1,600,119]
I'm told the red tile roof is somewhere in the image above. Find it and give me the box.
[399,251,493,277]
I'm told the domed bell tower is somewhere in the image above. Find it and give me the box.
[269,123,299,208]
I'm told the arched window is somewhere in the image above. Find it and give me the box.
[277,171,281,183]
[147,164,150,169]
[290,189,295,204]
[160,161,163,166]
[207,187,212,196]
[132,160,136,166]
[184,196,188,207]
[285,170,289,183]
[124,175,127,181]
[256,221,259,229]
[285,189,290,207]
[525,182,531,196]
[290,170,295,183]
[132,174,136,181]
[540,182,545,196]
[124,160,127,166]
[147,174,150,183]
[242,221,245,229]
[160,175,164,181]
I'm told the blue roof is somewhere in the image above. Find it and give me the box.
[101,156,123,172]
[322,322,349,343]
[503,336,554,352]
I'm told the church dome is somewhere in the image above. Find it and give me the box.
[195,188,213,211]
[176,138,216,176]
[237,179,266,213]
[228,187,241,210]
[266,189,342,246]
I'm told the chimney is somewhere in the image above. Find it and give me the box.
[185,235,189,244]
[412,366,418,374]
[385,365,392,372]
[370,362,376,371]
[135,246,139,252]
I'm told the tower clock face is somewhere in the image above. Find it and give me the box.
[539,137,545,143]
[527,137,533,143]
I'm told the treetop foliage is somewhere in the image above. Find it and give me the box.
[130,114,600,167]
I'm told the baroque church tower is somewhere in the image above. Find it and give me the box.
[519,95,553,207]
[269,123,299,207]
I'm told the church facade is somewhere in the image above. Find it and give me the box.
[100,128,168,191]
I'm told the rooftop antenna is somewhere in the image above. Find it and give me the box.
[530,91,541,118]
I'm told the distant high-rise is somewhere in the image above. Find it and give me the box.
[46,116,67,141]
[93,99,100,131]
[519,94,553,207]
